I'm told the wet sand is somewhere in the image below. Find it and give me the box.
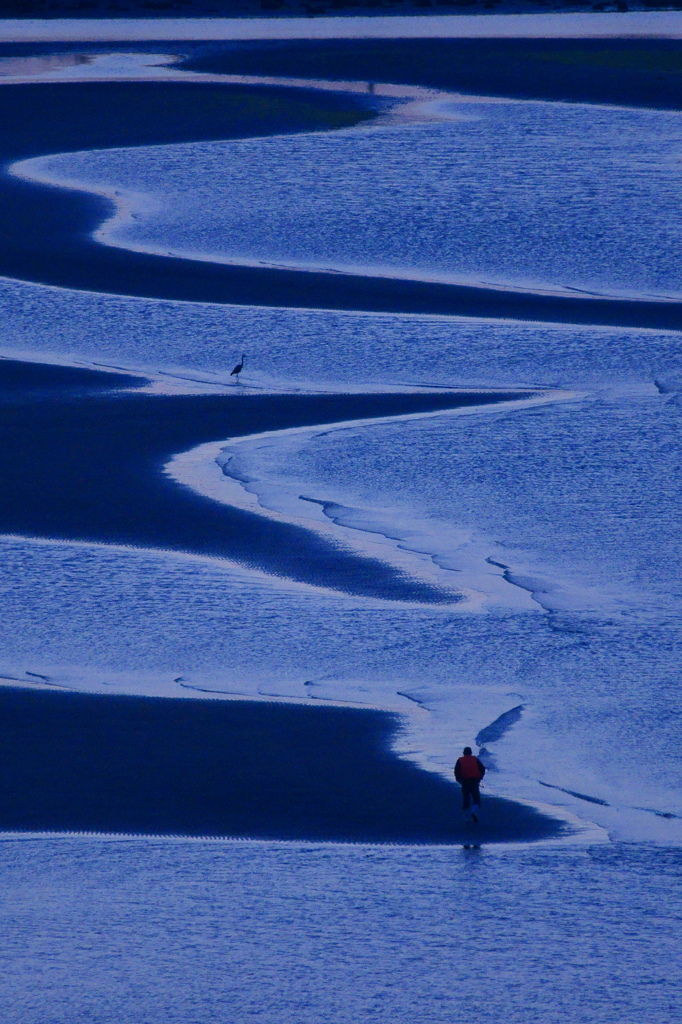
[0,685,566,844]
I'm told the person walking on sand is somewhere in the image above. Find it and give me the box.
[454,746,486,822]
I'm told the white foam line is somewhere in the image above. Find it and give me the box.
[0,13,680,43]
[0,821,607,850]
[0,671,420,716]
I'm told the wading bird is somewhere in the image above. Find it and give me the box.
[230,353,246,382]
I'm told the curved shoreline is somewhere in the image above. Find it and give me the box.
[0,356,538,603]
[1,78,681,329]
[0,356,571,844]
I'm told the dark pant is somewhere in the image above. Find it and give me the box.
[461,779,481,811]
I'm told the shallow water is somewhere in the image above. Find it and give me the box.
[26,96,682,299]
[0,837,679,1024]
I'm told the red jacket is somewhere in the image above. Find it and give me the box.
[454,755,486,782]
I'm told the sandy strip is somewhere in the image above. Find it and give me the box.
[0,12,681,42]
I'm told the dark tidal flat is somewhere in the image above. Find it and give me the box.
[0,686,565,844]
[0,77,680,328]
[183,36,682,113]
[0,357,532,602]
